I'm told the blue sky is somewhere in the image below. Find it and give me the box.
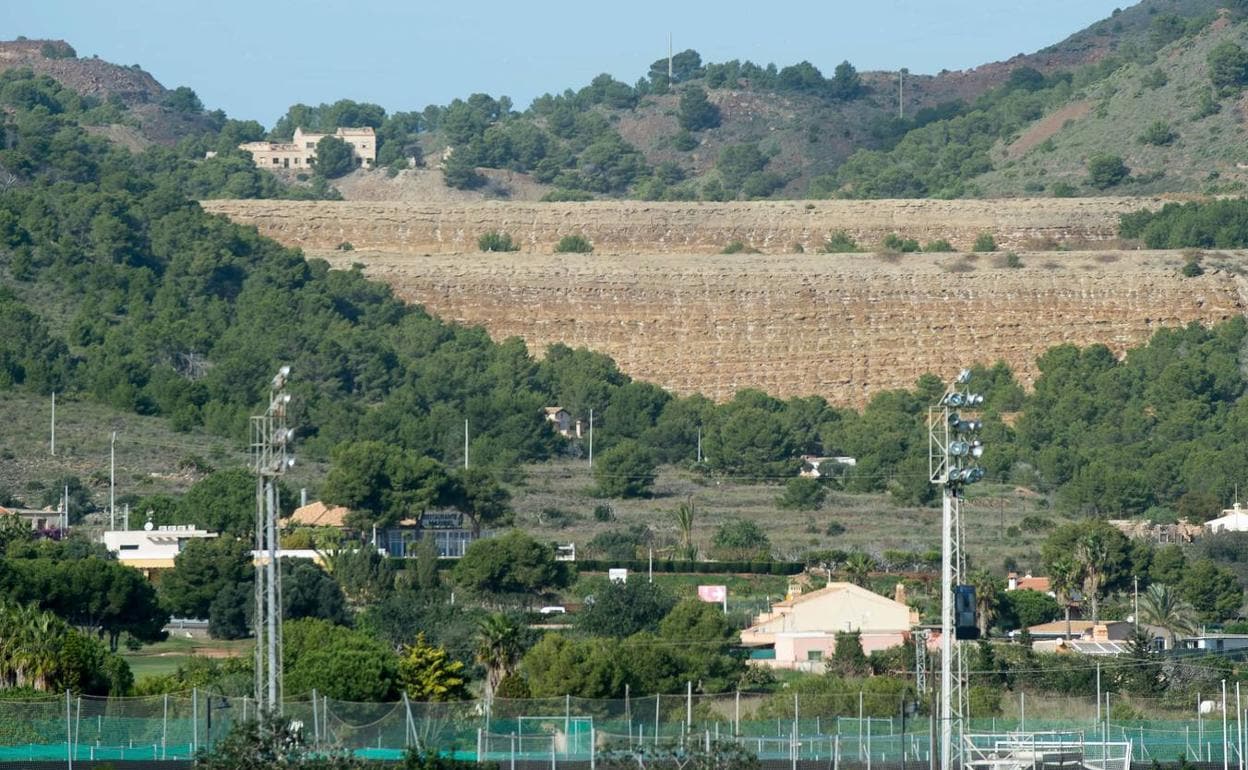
[3,1,1130,127]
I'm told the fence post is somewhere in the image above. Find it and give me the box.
[791,720,797,770]
[867,713,872,770]
[74,696,81,758]
[1239,681,1245,770]
[735,690,741,736]
[592,724,597,770]
[655,693,661,747]
[477,728,483,762]
[162,693,168,760]
[1225,680,1231,770]
[65,690,73,770]
[192,687,199,756]
[566,693,571,750]
[313,689,320,749]
[859,691,864,760]
[794,693,800,745]
[835,733,840,770]
[511,732,516,770]
[399,692,409,747]
[687,681,693,728]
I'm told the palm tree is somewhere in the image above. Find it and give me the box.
[1049,556,1082,639]
[1074,530,1112,624]
[475,613,522,704]
[1138,583,1196,650]
[844,552,875,588]
[968,570,1002,637]
[670,497,698,561]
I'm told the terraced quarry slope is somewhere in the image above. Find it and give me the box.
[202,198,1246,406]
[200,197,1163,255]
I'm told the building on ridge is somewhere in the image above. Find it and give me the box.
[239,126,376,171]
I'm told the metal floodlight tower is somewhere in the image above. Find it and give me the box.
[251,365,294,715]
[929,367,986,770]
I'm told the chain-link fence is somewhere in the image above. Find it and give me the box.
[0,690,1244,765]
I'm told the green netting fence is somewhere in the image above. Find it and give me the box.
[0,691,1244,765]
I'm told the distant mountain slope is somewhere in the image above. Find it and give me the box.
[0,38,217,145]
[972,12,1248,196]
[5,0,1235,200]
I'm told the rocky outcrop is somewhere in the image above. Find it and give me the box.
[201,197,1170,255]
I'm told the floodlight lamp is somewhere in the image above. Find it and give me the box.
[970,441,984,458]
[947,412,961,425]
[274,428,295,445]
[964,467,984,484]
[967,394,984,406]
[954,419,982,434]
[949,441,970,457]
[279,365,291,378]
[945,393,965,407]
[286,456,296,469]
[956,369,972,385]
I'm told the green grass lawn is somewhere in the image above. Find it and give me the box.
[122,637,253,681]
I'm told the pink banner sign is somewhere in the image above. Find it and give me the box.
[697,585,727,603]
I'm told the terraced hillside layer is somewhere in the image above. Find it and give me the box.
[201,197,1172,255]
[303,248,1246,407]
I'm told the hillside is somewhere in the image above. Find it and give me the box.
[974,12,1248,196]
[202,196,1242,407]
[0,38,218,145]
[3,1,1234,202]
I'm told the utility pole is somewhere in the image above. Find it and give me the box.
[929,369,986,770]
[588,409,594,467]
[899,68,908,119]
[1134,576,1140,630]
[109,431,117,531]
[464,419,469,470]
[50,392,55,456]
[696,428,702,463]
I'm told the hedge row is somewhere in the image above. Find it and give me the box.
[394,557,803,576]
[573,559,803,576]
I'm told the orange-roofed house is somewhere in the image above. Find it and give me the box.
[287,500,352,528]
[1006,572,1052,594]
[740,582,918,672]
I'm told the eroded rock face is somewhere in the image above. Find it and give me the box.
[200,197,1167,254]
[201,199,1244,406]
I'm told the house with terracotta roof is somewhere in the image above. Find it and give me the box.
[287,500,351,528]
[1006,572,1052,594]
[740,582,918,671]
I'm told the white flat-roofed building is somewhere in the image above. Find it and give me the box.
[103,524,218,572]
